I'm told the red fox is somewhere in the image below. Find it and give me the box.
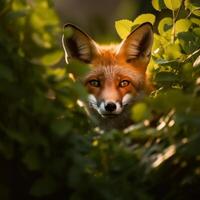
[62,22,154,130]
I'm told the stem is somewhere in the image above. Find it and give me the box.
[174,0,184,21]
[171,9,176,43]
[183,48,200,63]
[171,0,185,43]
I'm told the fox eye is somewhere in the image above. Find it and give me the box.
[119,80,130,87]
[89,80,100,87]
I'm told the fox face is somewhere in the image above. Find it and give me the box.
[62,23,153,129]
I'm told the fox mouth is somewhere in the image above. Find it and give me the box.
[101,113,119,118]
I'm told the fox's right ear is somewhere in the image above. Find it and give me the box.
[117,22,153,68]
[62,24,98,64]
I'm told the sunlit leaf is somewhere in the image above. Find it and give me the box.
[115,19,133,39]
[164,0,182,10]
[190,17,200,25]
[133,13,156,25]
[131,102,150,122]
[32,33,52,48]
[164,43,182,60]
[158,17,173,35]
[41,50,63,66]
[175,19,192,34]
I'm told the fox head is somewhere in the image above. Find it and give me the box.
[62,23,153,124]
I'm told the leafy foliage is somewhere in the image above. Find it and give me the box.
[0,0,200,200]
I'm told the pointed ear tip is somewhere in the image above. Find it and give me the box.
[63,23,76,29]
[140,22,153,30]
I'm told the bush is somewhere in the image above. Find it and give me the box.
[0,0,200,199]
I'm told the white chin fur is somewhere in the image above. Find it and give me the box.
[122,93,133,106]
[88,94,98,110]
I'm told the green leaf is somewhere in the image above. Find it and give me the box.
[131,103,150,122]
[47,68,66,82]
[152,0,166,11]
[154,58,179,66]
[155,72,180,82]
[164,43,182,60]
[115,19,133,39]
[66,59,90,77]
[190,17,200,25]
[164,0,182,10]
[6,9,28,20]
[63,25,74,39]
[175,19,192,34]
[190,0,200,6]
[158,17,173,35]
[32,32,52,48]
[133,13,156,25]
[185,0,200,16]
[71,82,88,101]
[183,62,193,81]
[41,50,63,66]
[178,32,198,54]
[152,35,165,57]
[193,27,200,36]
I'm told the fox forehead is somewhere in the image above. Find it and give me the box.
[92,44,119,65]
[84,45,145,88]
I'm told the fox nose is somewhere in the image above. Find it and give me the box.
[105,102,117,112]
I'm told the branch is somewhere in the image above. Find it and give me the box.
[183,48,200,63]
[186,8,200,19]
[171,0,185,43]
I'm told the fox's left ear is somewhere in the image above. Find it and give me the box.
[117,22,153,67]
[62,24,99,64]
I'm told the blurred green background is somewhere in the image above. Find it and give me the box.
[0,0,200,200]
[55,0,154,42]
